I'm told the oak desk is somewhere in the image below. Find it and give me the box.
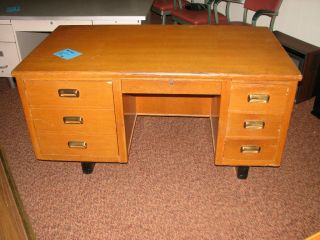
[12,25,302,179]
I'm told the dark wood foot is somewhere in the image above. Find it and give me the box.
[311,108,320,118]
[311,96,320,118]
[236,166,249,179]
[81,162,95,174]
[311,79,320,118]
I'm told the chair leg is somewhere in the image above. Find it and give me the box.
[162,14,166,24]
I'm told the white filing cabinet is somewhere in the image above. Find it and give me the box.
[0,21,20,78]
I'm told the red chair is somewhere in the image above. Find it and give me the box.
[213,0,283,30]
[171,0,216,25]
[151,0,188,24]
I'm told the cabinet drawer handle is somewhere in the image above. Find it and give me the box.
[244,120,265,129]
[63,116,84,124]
[247,94,270,103]
[58,89,79,97]
[0,65,8,69]
[240,145,261,153]
[68,141,87,149]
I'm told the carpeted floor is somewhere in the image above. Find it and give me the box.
[0,78,319,239]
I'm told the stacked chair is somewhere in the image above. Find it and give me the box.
[152,0,283,30]
[171,0,216,24]
[151,0,189,24]
[213,0,283,30]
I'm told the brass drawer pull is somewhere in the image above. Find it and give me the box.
[240,145,261,153]
[244,120,265,129]
[68,141,87,149]
[58,89,79,97]
[247,94,270,103]
[63,116,84,124]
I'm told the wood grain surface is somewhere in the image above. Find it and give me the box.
[13,25,301,81]
[0,150,34,239]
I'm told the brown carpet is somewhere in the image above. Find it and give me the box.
[0,78,319,239]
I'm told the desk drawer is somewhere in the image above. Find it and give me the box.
[222,139,278,166]
[122,78,222,95]
[0,25,15,42]
[226,113,282,138]
[0,42,20,77]
[11,20,91,32]
[93,19,141,25]
[229,83,289,113]
[31,108,117,134]
[37,132,118,159]
[25,80,114,108]
[0,20,11,24]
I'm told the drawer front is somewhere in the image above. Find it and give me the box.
[0,25,15,42]
[92,19,141,25]
[0,20,11,24]
[31,108,117,134]
[229,83,289,113]
[226,113,282,137]
[0,42,20,77]
[122,78,222,95]
[11,20,91,32]
[25,80,114,108]
[222,139,278,166]
[37,133,118,158]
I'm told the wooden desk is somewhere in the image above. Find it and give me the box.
[12,25,302,179]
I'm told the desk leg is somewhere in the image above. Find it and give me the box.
[236,166,249,179]
[8,77,16,88]
[81,162,95,174]
[311,84,320,118]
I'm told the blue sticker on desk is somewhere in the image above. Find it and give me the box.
[54,48,82,60]
[6,5,21,13]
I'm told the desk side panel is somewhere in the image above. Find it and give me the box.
[112,78,129,163]
[16,77,42,158]
[122,94,137,152]
[214,80,231,165]
[274,81,298,165]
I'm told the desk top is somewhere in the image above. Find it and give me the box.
[13,25,302,81]
[0,0,152,20]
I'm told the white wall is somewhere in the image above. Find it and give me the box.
[223,0,320,46]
